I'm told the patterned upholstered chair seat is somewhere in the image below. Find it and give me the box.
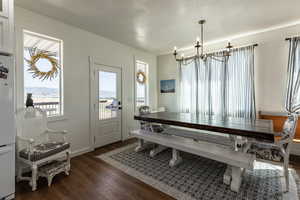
[20,142,70,162]
[247,142,283,162]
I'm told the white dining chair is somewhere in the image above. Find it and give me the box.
[138,106,165,132]
[16,107,71,191]
[246,113,298,192]
[135,106,167,155]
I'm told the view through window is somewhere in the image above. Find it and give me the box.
[135,61,149,109]
[23,31,63,117]
[99,71,117,120]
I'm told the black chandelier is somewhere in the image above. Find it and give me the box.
[173,20,233,62]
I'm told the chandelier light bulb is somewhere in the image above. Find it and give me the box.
[196,37,200,43]
[181,53,184,58]
[174,46,177,51]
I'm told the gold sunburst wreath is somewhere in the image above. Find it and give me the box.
[25,47,60,81]
[136,70,146,84]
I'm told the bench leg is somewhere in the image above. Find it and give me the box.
[65,151,71,176]
[169,149,182,167]
[150,145,168,157]
[230,166,244,192]
[47,176,53,187]
[135,139,145,152]
[223,166,232,185]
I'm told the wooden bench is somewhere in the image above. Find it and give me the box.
[131,129,255,192]
[163,127,234,146]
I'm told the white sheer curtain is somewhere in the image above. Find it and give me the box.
[179,45,256,119]
[178,58,198,113]
[285,37,300,113]
[226,46,256,119]
[197,52,226,117]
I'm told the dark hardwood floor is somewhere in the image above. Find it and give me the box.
[16,139,300,200]
[16,139,174,200]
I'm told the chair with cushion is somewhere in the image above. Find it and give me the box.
[136,106,168,157]
[16,107,71,191]
[247,113,298,192]
[138,106,165,133]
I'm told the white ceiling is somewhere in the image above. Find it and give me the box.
[15,0,300,54]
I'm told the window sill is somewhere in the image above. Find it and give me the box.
[47,115,67,123]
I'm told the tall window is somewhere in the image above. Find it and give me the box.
[179,46,256,119]
[135,60,149,109]
[23,31,63,117]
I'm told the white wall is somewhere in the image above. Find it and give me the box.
[15,7,158,156]
[157,54,179,112]
[158,24,300,113]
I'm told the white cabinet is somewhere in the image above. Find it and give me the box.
[0,0,13,54]
[0,145,15,199]
[0,55,14,146]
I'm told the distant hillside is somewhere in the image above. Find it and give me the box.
[99,90,115,99]
[25,87,59,97]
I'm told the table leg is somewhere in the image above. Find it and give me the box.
[135,139,145,152]
[226,136,247,192]
[150,145,168,157]
[169,148,182,167]
[135,139,154,152]
[230,166,244,192]
[223,166,232,185]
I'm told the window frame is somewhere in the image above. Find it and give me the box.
[22,30,64,119]
[134,60,149,111]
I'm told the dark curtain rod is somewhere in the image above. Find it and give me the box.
[176,43,258,61]
[285,36,300,41]
[217,43,258,51]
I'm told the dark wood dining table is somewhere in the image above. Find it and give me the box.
[134,112,276,142]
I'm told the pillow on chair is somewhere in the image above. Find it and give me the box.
[247,143,282,162]
[19,142,70,162]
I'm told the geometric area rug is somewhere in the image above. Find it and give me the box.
[97,143,300,200]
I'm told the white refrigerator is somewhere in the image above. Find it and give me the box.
[0,54,15,200]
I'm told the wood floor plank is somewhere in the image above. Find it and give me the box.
[16,139,300,200]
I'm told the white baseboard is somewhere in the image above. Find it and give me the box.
[71,147,92,158]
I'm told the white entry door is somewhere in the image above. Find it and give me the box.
[90,62,122,148]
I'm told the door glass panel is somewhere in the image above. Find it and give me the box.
[0,0,3,12]
[99,71,117,120]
